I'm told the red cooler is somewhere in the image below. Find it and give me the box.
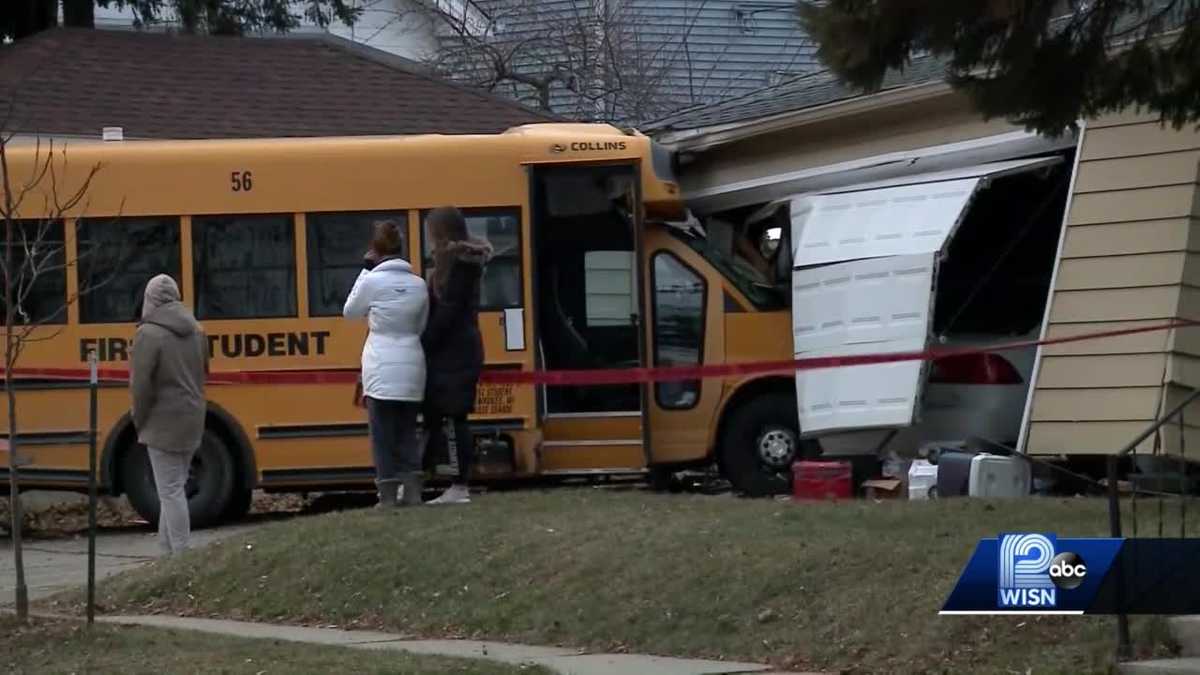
[792,460,853,501]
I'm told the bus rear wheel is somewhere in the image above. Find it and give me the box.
[718,393,819,497]
[121,429,236,529]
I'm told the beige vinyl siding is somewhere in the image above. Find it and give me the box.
[1041,321,1200,357]
[679,93,1018,195]
[1029,387,1164,423]
[1027,113,1200,456]
[1067,184,1197,225]
[1061,218,1198,258]
[1036,354,1169,389]
[1055,252,1190,290]
[1079,122,1200,160]
[1072,151,1200,193]
[1028,420,1200,455]
[1048,286,1183,323]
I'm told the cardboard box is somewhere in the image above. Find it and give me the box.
[862,478,904,500]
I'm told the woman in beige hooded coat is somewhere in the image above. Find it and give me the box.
[130,274,209,555]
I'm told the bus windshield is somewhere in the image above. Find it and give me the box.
[664,226,787,310]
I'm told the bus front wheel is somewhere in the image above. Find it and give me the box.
[121,429,236,529]
[718,393,819,497]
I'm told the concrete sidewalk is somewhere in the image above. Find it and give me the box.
[0,524,257,604]
[99,614,816,675]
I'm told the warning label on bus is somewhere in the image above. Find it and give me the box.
[475,383,515,415]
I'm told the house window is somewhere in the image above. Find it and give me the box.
[0,220,67,325]
[192,214,297,320]
[77,216,181,324]
[307,211,408,317]
[421,208,522,310]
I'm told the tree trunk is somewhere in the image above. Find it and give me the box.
[62,0,95,28]
[6,348,25,621]
[5,217,28,622]
[10,0,57,40]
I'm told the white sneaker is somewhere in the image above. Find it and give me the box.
[427,484,470,505]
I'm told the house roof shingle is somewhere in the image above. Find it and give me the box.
[0,27,555,140]
[646,0,1191,135]
[644,53,948,133]
[449,0,821,124]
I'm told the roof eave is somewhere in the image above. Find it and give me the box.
[656,79,954,154]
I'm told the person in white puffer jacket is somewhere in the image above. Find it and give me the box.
[344,220,429,507]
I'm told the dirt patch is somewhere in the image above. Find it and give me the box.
[1,491,314,539]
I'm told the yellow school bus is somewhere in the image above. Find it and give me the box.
[0,123,802,525]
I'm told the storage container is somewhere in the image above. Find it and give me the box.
[968,454,1031,497]
[792,460,853,501]
[935,449,974,498]
[908,459,938,500]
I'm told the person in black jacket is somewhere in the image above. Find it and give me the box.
[422,206,492,505]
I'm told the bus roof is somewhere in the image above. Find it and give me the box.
[1,123,681,219]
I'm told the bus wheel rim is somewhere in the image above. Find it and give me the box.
[757,426,797,470]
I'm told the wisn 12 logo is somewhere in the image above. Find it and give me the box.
[996,533,1087,609]
[942,532,1121,615]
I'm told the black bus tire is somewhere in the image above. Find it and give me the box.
[221,485,253,523]
[717,393,819,497]
[120,429,236,529]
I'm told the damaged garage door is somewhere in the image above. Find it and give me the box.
[791,157,1062,435]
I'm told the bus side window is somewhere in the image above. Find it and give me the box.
[421,208,522,311]
[0,219,68,326]
[306,211,409,317]
[652,252,706,410]
[192,214,297,320]
[77,216,182,324]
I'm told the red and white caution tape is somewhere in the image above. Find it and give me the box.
[0,318,1195,387]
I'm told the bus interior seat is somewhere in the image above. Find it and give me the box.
[541,265,594,370]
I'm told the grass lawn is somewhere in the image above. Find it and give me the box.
[54,490,1188,674]
[0,616,550,674]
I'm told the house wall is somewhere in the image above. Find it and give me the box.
[1026,112,1200,456]
[91,0,439,60]
[677,92,1018,195]
[328,0,440,60]
[672,90,1200,457]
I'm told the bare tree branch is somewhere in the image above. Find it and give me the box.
[403,0,724,122]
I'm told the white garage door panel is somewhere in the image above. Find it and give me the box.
[790,178,980,267]
[789,157,1063,268]
[798,361,924,435]
[787,157,1065,434]
[793,254,936,433]
[792,254,934,354]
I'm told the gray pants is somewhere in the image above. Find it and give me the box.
[365,397,422,482]
[147,447,195,556]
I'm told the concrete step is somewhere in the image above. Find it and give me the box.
[1119,658,1200,675]
[1170,616,1200,657]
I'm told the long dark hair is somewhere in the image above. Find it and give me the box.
[427,206,468,297]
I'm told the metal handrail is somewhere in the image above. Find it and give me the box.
[1106,386,1200,659]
